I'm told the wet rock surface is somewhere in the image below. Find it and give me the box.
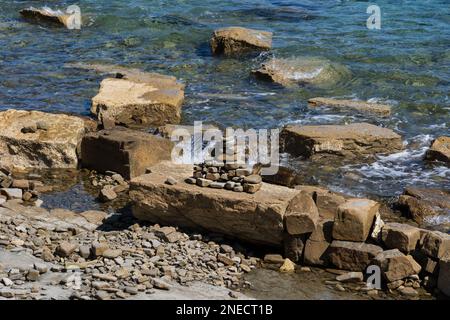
[308,97,392,116]
[396,187,450,224]
[280,123,403,160]
[425,136,450,165]
[210,27,272,56]
[20,7,75,29]
[252,57,351,87]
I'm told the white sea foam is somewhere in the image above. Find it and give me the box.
[424,214,450,226]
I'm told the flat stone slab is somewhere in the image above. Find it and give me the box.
[210,27,272,55]
[308,97,391,116]
[130,161,303,246]
[91,73,184,128]
[0,109,87,169]
[0,202,101,233]
[281,123,403,160]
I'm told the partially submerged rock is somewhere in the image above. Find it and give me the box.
[129,161,305,246]
[252,57,350,87]
[280,123,403,160]
[20,7,79,29]
[210,27,272,55]
[425,136,450,165]
[308,97,391,117]
[0,110,87,169]
[396,187,450,224]
[81,127,173,180]
[91,73,185,128]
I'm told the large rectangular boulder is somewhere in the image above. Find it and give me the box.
[421,231,450,259]
[328,240,383,271]
[0,109,88,169]
[91,72,184,128]
[129,161,305,246]
[332,198,379,242]
[280,123,403,160]
[81,127,173,180]
[381,222,421,253]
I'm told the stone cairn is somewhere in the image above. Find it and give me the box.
[184,137,263,194]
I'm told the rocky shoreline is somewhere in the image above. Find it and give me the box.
[0,12,449,300]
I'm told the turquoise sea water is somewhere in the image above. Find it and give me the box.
[0,1,449,215]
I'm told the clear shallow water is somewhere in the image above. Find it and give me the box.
[0,1,449,201]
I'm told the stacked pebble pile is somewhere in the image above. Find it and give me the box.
[185,162,262,194]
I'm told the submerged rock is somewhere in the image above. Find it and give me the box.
[425,136,450,165]
[308,97,391,117]
[252,57,351,87]
[91,73,185,128]
[0,110,87,169]
[280,123,403,160]
[210,27,272,55]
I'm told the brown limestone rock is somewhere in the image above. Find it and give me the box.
[81,127,173,179]
[332,198,380,242]
[210,27,272,55]
[280,123,402,160]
